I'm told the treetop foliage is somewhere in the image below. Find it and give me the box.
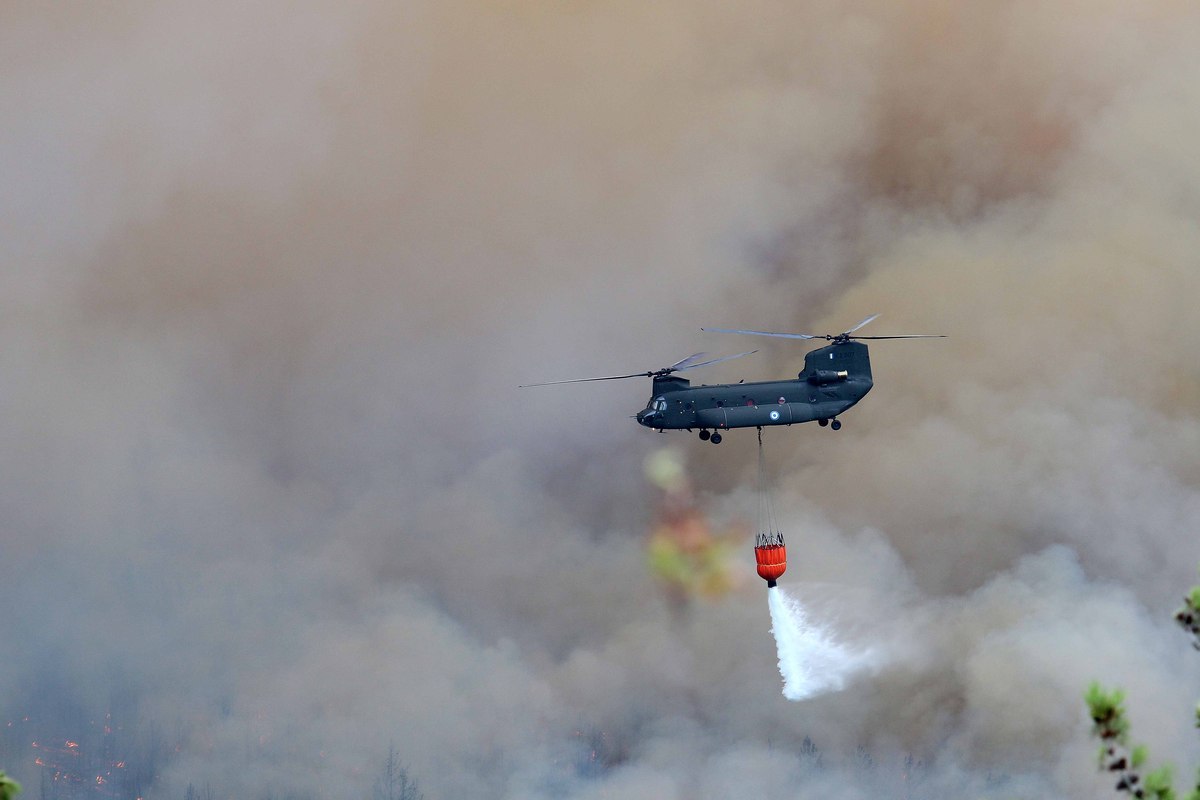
[0,770,21,800]
[1086,572,1200,800]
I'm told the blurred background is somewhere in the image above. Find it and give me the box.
[3,2,1200,797]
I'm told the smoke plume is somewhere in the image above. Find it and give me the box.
[4,1,1200,798]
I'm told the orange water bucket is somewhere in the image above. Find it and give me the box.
[754,544,787,587]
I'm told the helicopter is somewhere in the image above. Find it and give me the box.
[520,315,944,443]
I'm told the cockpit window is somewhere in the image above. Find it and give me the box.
[653,397,668,412]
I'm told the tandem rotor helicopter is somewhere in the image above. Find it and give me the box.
[520,315,945,443]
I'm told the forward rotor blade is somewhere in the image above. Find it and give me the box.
[674,349,758,371]
[842,313,880,335]
[701,327,819,340]
[519,348,760,388]
[666,352,712,371]
[519,371,651,388]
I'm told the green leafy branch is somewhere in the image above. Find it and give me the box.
[0,770,21,800]
[1086,683,1169,799]
[1086,572,1200,800]
[1174,586,1200,651]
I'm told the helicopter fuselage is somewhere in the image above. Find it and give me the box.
[635,341,873,434]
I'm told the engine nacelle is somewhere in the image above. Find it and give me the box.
[806,369,849,384]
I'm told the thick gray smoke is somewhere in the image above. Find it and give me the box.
[4,2,1200,798]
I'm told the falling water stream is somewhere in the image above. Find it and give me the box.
[768,585,870,701]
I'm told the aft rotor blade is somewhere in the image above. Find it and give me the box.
[849,334,947,340]
[842,313,880,335]
[519,371,652,388]
[674,350,758,371]
[701,327,820,340]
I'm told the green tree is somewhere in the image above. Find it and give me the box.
[0,770,21,800]
[1174,586,1200,651]
[1086,574,1200,800]
[372,744,422,800]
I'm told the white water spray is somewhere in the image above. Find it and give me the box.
[768,586,870,701]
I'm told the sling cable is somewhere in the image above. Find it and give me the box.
[753,427,787,588]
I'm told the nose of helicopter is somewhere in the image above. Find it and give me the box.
[636,409,657,427]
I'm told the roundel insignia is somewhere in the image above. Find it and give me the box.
[769,410,780,421]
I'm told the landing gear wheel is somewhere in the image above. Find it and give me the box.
[830,419,842,431]
[710,432,723,444]
[698,430,711,441]
[818,418,829,427]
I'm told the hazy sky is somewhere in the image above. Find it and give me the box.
[4,2,1200,798]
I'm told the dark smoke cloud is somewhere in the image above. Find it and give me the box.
[4,1,1200,798]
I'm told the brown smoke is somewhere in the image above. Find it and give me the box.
[4,1,1200,797]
